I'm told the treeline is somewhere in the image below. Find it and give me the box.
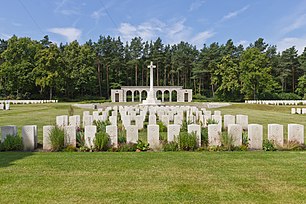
[0,35,306,101]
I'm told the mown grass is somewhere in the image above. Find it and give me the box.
[0,151,305,204]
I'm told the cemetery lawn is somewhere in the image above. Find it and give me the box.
[0,151,305,203]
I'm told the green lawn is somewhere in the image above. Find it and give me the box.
[0,151,305,203]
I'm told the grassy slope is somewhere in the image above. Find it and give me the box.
[0,152,305,204]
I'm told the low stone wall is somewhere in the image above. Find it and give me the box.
[245,100,306,105]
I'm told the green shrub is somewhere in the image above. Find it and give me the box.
[221,132,234,151]
[136,140,150,151]
[207,119,218,125]
[157,121,167,132]
[163,141,179,151]
[242,131,249,146]
[64,145,77,152]
[201,128,208,147]
[0,135,23,151]
[159,132,167,142]
[49,126,65,151]
[94,132,110,151]
[178,132,197,151]
[279,141,305,151]
[68,105,75,116]
[263,139,277,151]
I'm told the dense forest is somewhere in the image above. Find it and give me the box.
[0,35,306,101]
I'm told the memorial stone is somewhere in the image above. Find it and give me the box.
[227,124,242,146]
[268,124,283,147]
[288,124,304,144]
[248,124,263,150]
[106,125,118,147]
[167,124,180,142]
[148,125,160,149]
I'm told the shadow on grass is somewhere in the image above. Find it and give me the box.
[0,152,33,168]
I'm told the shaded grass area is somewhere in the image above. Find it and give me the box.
[0,151,305,203]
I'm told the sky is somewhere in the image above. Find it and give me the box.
[1,0,306,53]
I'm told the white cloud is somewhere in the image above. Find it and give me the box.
[48,27,82,42]
[117,18,215,47]
[277,37,306,54]
[191,31,215,46]
[282,14,306,34]
[235,40,249,48]
[189,0,205,12]
[221,5,249,21]
[54,0,83,16]
[91,8,106,20]
[0,33,12,40]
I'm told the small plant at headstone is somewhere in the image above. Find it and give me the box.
[242,131,249,146]
[136,140,150,151]
[201,127,208,147]
[117,143,137,152]
[76,127,85,148]
[94,132,110,151]
[64,145,77,152]
[279,141,304,151]
[94,120,110,133]
[221,132,235,151]
[0,134,23,151]
[157,121,167,132]
[207,119,218,125]
[178,132,197,151]
[49,126,65,151]
[263,139,277,151]
[163,141,179,151]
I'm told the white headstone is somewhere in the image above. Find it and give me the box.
[106,125,118,148]
[208,124,221,146]
[149,114,156,125]
[1,125,17,142]
[248,124,263,150]
[161,115,170,126]
[167,124,180,142]
[83,115,93,127]
[227,124,242,146]
[0,104,4,110]
[224,115,235,130]
[69,115,81,127]
[22,125,37,151]
[288,124,304,144]
[43,125,54,150]
[56,115,68,128]
[84,125,96,148]
[5,103,10,110]
[148,124,160,149]
[109,116,117,126]
[291,108,296,114]
[212,115,222,131]
[236,115,248,130]
[135,115,144,130]
[174,115,183,126]
[126,125,138,143]
[214,110,221,116]
[268,124,283,147]
[296,108,301,114]
[188,124,201,147]
[64,126,76,147]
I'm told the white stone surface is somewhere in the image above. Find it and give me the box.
[288,124,304,144]
[148,125,160,149]
[214,110,221,116]
[1,125,17,142]
[22,125,37,151]
[268,124,283,147]
[126,125,138,143]
[167,124,180,142]
[109,116,117,126]
[135,115,144,130]
[224,115,235,130]
[248,124,263,150]
[228,124,242,146]
[149,114,156,125]
[188,124,201,147]
[212,115,222,131]
[106,125,118,148]
[236,115,248,130]
[161,115,170,126]
[64,126,76,147]
[208,124,221,146]
[291,108,296,114]
[56,115,68,128]
[84,125,96,148]
[83,115,93,127]
[43,125,54,150]
[69,115,81,127]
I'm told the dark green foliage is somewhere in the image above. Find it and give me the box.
[163,141,179,151]
[263,139,277,151]
[220,132,234,151]
[49,126,65,151]
[242,131,249,146]
[0,135,23,151]
[178,132,197,151]
[136,140,149,151]
[76,127,85,148]
[116,143,137,152]
[94,132,110,151]
[207,119,218,125]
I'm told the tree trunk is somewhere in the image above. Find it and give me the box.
[135,63,138,86]
[97,63,102,97]
[106,64,109,99]
[49,86,52,100]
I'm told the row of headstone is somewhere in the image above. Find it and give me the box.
[0,103,10,110]
[0,100,58,104]
[208,123,305,149]
[1,125,37,151]
[291,108,306,114]
[246,100,306,105]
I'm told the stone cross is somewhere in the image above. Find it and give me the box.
[148,61,156,99]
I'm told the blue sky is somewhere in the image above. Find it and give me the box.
[1,0,306,53]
